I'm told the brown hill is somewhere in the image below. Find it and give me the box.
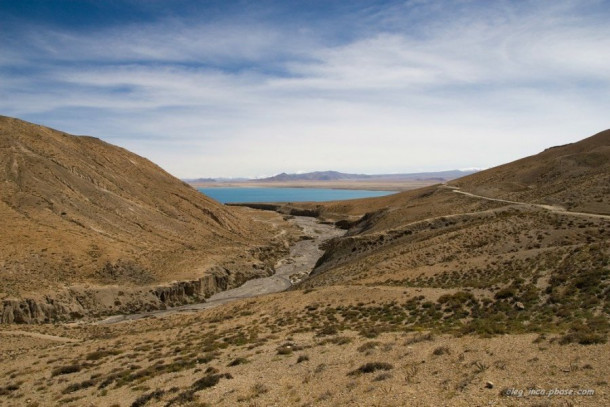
[0,116,291,322]
[287,129,610,279]
[1,127,608,406]
[451,130,610,214]
[257,129,610,230]
[265,129,610,346]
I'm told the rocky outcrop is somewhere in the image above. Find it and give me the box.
[0,264,274,324]
[228,203,321,218]
[1,297,80,324]
[151,266,231,306]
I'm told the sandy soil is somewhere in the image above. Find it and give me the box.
[1,287,607,407]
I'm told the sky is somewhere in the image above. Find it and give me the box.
[1,0,609,178]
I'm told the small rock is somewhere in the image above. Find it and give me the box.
[515,301,525,310]
[485,381,494,389]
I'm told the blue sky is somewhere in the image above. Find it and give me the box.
[1,0,609,178]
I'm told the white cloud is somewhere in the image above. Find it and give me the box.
[1,1,609,178]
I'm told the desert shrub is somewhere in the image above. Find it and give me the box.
[251,383,269,395]
[462,317,508,336]
[131,389,165,407]
[62,379,96,394]
[432,346,451,356]
[357,341,382,353]
[277,346,293,355]
[165,389,196,406]
[0,384,19,395]
[164,374,231,407]
[316,325,339,336]
[97,358,198,389]
[52,364,82,377]
[317,390,333,401]
[321,336,352,346]
[494,287,517,300]
[191,373,232,391]
[358,325,383,338]
[86,349,122,361]
[196,352,218,364]
[472,361,489,373]
[560,317,609,345]
[227,357,249,367]
[348,362,394,375]
[560,331,607,345]
[373,372,393,381]
[405,332,434,345]
[438,291,476,305]
[276,342,301,355]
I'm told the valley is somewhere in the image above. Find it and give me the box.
[0,118,608,407]
[3,1,609,406]
[96,216,344,325]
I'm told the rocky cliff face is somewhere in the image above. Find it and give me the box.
[0,263,277,323]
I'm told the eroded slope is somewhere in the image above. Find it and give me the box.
[0,116,294,322]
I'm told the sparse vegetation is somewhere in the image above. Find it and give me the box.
[86,349,122,361]
[51,364,82,377]
[348,362,394,376]
[227,357,249,367]
[432,346,451,356]
[0,119,608,406]
[131,389,165,407]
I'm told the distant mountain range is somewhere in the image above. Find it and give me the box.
[183,177,250,183]
[186,170,479,183]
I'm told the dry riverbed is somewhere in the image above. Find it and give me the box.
[96,216,343,324]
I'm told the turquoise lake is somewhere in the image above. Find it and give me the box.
[198,187,396,204]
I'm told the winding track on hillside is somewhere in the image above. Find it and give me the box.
[96,216,343,325]
[446,186,610,220]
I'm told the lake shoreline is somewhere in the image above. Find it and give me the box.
[198,186,399,204]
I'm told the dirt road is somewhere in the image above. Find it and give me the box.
[447,186,610,220]
[97,216,343,324]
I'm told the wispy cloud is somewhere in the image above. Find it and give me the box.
[1,0,609,177]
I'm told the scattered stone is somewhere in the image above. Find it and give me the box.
[485,381,494,389]
[515,302,525,310]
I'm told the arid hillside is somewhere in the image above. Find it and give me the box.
[284,129,610,346]
[0,126,608,407]
[0,116,294,322]
[451,130,610,214]
[254,130,610,226]
[1,289,608,407]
